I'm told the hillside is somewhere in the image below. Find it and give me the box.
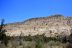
[4,14,72,37]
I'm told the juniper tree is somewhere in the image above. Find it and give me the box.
[0,19,8,46]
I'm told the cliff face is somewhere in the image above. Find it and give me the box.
[5,15,72,37]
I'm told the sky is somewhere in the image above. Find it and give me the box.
[0,0,72,24]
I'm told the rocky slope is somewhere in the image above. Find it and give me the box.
[4,14,72,37]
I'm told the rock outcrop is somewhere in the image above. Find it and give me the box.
[4,14,72,37]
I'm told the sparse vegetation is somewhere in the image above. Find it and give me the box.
[1,31,72,48]
[3,34,71,48]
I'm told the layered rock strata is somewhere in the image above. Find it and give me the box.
[4,15,72,37]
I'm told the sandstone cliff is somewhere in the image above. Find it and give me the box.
[4,14,72,37]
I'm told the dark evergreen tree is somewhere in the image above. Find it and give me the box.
[0,19,8,46]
